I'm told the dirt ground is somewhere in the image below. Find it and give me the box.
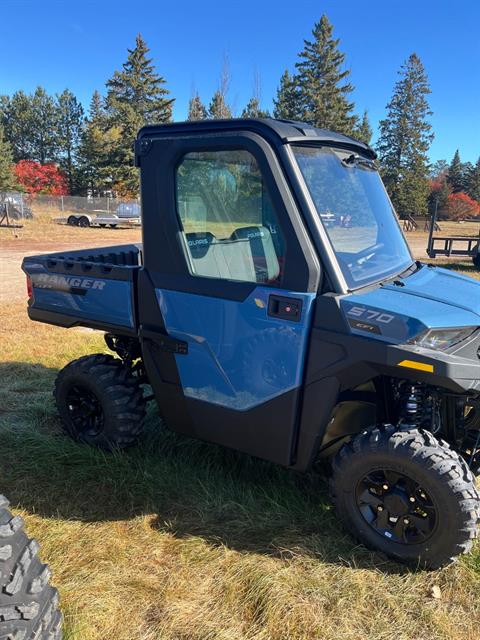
[0,222,141,303]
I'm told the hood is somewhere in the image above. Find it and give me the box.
[341,265,480,343]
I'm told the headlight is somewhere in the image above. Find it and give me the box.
[408,327,477,351]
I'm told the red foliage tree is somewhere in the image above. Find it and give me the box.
[444,191,480,221]
[14,160,69,195]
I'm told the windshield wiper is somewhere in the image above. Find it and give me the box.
[342,154,377,171]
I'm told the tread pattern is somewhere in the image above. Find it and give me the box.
[0,497,62,639]
[54,353,147,449]
[331,425,480,569]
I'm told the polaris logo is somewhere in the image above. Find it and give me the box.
[188,237,210,247]
[33,273,106,293]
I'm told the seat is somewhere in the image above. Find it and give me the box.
[230,226,280,283]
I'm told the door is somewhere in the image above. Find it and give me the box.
[139,130,320,465]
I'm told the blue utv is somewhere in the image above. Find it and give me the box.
[23,119,480,569]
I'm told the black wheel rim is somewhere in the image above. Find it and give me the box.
[355,469,437,545]
[65,385,104,439]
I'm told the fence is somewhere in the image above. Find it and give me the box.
[0,192,140,220]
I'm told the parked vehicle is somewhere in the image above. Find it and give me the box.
[55,212,141,228]
[115,202,141,218]
[23,118,480,569]
[0,495,62,638]
[427,208,480,267]
[0,193,34,220]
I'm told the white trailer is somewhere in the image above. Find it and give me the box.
[54,213,141,228]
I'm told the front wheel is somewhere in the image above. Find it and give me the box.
[331,425,479,569]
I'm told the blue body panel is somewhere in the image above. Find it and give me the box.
[341,266,480,343]
[29,266,134,328]
[157,287,316,410]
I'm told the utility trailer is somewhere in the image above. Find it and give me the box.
[54,213,141,229]
[23,118,480,570]
[427,209,480,267]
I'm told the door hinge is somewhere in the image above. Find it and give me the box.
[139,325,188,355]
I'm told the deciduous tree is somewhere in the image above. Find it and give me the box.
[14,160,68,195]
[444,191,480,220]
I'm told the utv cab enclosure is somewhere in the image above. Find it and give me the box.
[23,119,480,569]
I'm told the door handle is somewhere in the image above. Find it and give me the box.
[267,295,303,322]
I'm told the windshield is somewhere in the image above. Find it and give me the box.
[292,146,413,289]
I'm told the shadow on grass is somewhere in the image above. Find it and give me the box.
[0,361,406,573]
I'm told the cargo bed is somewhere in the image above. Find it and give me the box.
[22,244,142,334]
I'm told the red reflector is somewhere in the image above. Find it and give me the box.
[26,275,33,299]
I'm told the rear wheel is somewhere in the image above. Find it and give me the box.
[54,354,146,450]
[0,495,62,639]
[77,216,90,228]
[331,425,480,569]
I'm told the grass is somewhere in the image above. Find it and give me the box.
[2,220,480,639]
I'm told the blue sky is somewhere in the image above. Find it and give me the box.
[1,0,479,163]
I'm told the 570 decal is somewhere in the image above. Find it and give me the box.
[347,306,395,324]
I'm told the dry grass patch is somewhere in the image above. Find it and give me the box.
[1,301,480,639]
[1,213,141,246]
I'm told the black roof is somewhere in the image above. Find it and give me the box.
[137,117,376,158]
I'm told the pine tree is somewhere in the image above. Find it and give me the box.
[0,122,17,190]
[295,15,357,134]
[30,87,59,163]
[188,92,208,120]
[273,70,302,120]
[447,150,466,193]
[105,34,174,196]
[208,56,232,119]
[208,91,232,119]
[356,110,373,144]
[56,89,84,193]
[376,53,433,216]
[1,91,35,161]
[241,96,269,118]
[77,91,113,195]
[430,159,449,179]
[466,157,480,202]
[242,71,269,118]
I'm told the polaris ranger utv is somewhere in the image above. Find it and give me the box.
[22,119,480,569]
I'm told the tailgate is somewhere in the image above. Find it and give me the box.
[22,245,141,334]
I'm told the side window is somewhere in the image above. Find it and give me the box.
[175,149,286,284]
